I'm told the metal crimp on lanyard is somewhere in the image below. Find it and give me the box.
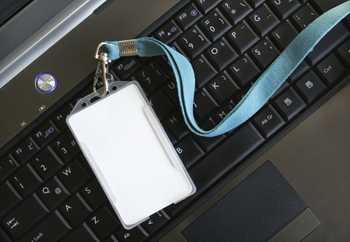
[92,1,350,137]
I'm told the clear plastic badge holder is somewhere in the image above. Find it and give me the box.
[66,80,196,230]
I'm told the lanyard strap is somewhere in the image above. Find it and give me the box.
[96,1,350,137]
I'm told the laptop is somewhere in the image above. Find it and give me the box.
[0,0,349,241]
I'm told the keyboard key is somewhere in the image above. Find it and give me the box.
[192,56,217,87]
[176,3,202,30]
[80,180,107,210]
[164,202,189,217]
[164,113,189,140]
[272,81,290,99]
[253,105,285,138]
[10,166,41,197]
[292,4,318,30]
[206,103,235,127]
[59,195,90,227]
[247,0,265,8]
[19,213,69,242]
[32,122,59,147]
[164,128,177,145]
[172,42,188,57]
[150,91,174,119]
[295,71,327,103]
[250,37,279,69]
[58,160,89,192]
[190,123,264,193]
[114,228,146,242]
[154,21,182,43]
[220,0,253,25]
[2,196,47,239]
[177,26,210,58]
[163,80,178,104]
[30,149,62,180]
[150,59,171,77]
[274,88,306,120]
[38,178,69,210]
[194,0,221,13]
[195,135,225,152]
[194,89,219,118]
[289,61,310,82]
[271,21,298,50]
[228,55,260,88]
[206,38,238,70]
[112,58,140,79]
[248,4,279,36]
[307,23,349,65]
[207,72,240,103]
[51,135,79,163]
[337,39,350,65]
[131,64,165,93]
[311,0,347,12]
[52,104,72,130]
[61,226,96,242]
[0,156,18,182]
[88,207,120,240]
[142,212,168,235]
[175,136,205,168]
[317,54,346,86]
[226,21,259,54]
[0,183,21,216]
[12,138,38,164]
[199,9,231,41]
[268,0,300,19]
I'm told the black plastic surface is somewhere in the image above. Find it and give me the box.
[183,162,307,242]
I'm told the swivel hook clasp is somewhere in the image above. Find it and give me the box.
[93,42,113,97]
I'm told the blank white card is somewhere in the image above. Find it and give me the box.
[67,82,196,229]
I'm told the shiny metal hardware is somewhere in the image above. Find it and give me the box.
[94,43,113,97]
[118,39,138,56]
[93,40,138,96]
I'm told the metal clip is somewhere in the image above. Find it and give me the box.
[93,40,137,96]
[93,43,112,97]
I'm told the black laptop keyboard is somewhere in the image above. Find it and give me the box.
[0,0,350,241]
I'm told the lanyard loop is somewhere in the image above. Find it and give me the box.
[94,1,350,137]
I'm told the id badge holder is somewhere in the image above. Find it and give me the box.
[66,81,196,230]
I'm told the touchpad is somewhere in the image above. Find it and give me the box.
[182,162,319,242]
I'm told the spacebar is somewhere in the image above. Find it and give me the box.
[190,123,264,193]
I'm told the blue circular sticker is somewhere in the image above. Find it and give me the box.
[34,73,58,94]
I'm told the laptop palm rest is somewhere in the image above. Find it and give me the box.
[180,162,320,242]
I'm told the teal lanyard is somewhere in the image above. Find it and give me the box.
[97,1,350,137]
